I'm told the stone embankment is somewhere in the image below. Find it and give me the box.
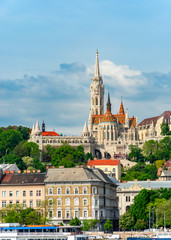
[87,231,155,239]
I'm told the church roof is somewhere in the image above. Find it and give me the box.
[119,101,125,115]
[92,114,136,127]
[101,110,116,123]
[42,131,59,136]
[87,159,120,166]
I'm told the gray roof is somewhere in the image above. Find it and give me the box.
[161,170,171,177]
[45,167,116,186]
[117,180,171,190]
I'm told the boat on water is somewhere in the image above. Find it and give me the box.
[0,223,88,240]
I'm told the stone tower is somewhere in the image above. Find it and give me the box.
[90,50,104,115]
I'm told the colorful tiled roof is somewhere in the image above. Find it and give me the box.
[87,159,120,166]
[101,110,116,123]
[119,102,125,115]
[42,131,59,136]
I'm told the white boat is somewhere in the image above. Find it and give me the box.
[0,223,88,240]
[153,232,171,239]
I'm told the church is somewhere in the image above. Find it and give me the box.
[29,51,140,158]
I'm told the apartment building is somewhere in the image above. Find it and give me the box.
[45,167,119,230]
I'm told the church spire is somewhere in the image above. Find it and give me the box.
[94,49,100,77]
[119,97,125,115]
[107,91,111,112]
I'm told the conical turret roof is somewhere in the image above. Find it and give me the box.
[119,98,125,115]
[82,122,89,133]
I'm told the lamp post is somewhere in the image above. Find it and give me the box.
[149,207,151,231]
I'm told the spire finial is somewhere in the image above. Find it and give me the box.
[95,49,100,77]
[107,90,111,112]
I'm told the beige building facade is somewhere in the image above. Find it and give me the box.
[0,171,45,211]
[45,167,119,230]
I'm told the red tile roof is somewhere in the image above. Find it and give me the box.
[138,111,171,127]
[87,159,120,166]
[42,131,59,136]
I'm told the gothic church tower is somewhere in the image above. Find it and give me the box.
[90,50,104,115]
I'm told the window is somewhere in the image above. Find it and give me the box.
[30,191,33,196]
[36,200,41,207]
[9,191,13,197]
[48,199,53,206]
[23,201,26,208]
[95,199,98,206]
[66,197,70,206]
[83,187,87,194]
[57,210,62,218]
[57,187,61,194]
[30,201,33,208]
[57,198,62,206]
[83,210,88,218]
[126,196,130,202]
[2,201,6,207]
[48,210,53,218]
[16,191,19,197]
[2,191,6,197]
[112,168,116,172]
[66,187,70,194]
[74,187,79,194]
[23,191,26,197]
[36,190,41,196]
[74,197,79,206]
[66,210,70,218]
[105,168,108,172]
[100,211,103,218]
[95,210,98,218]
[75,210,79,218]
[92,186,97,194]
[48,188,53,195]
[16,200,20,205]
[83,198,88,206]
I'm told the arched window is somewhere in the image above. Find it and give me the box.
[66,187,70,194]
[83,187,87,194]
[74,187,79,194]
[57,187,61,195]
[126,206,130,212]
[57,198,62,206]
[74,197,79,206]
[112,168,115,172]
[48,198,53,206]
[48,188,53,195]
[66,197,70,206]
[105,168,108,172]
[83,197,88,206]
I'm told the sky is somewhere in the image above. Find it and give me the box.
[0,0,171,135]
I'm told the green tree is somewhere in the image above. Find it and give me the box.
[0,153,26,171]
[119,211,135,231]
[157,199,171,227]
[17,126,30,140]
[69,217,81,226]
[104,219,113,232]
[142,140,158,162]
[0,129,22,156]
[157,137,171,160]
[155,160,165,169]
[82,219,99,231]
[22,156,34,169]
[128,145,143,162]
[161,123,171,136]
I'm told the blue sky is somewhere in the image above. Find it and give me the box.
[0,0,171,135]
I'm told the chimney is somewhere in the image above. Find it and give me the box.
[27,170,31,173]
[24,170,27,173]
[32,170,36,173]
[5,170,10,174]
[18,170,21,174]
[134,179,138,181]
[11,170,14,174]
[37,170,41,173]
[59,166,64,169]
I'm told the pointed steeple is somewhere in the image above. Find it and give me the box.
[107,91,111,112]
[31,124,35,135]
[119,97,125,115]
[35,120,41,133]
[82,122,90,137]
[94,49,100,77]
